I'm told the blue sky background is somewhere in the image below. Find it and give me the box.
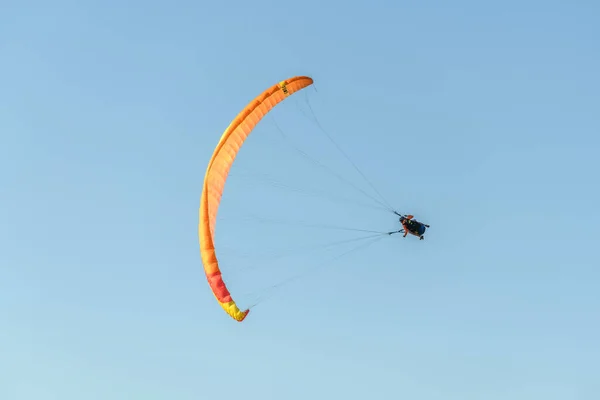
[2,1,599,399]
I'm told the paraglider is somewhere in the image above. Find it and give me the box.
[199,75,432,322]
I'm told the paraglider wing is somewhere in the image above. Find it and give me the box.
[199,76,314,321]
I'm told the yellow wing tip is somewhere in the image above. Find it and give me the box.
[238,309,250,322]
[232,308,250,322]
[220,300,251,322]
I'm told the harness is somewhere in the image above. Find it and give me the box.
[405,219,419,232]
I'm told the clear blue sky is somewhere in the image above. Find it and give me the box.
[2,1,599,399]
